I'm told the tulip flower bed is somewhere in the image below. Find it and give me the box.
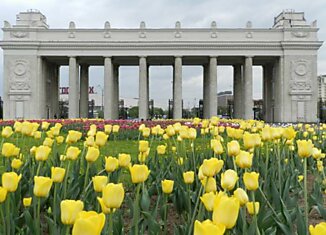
[0,118,325,235]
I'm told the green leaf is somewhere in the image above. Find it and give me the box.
[140,186,150,211]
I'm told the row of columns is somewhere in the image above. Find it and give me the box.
[68,56,259,120]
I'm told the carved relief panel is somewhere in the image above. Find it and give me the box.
[9,60,31,92]
[289,59,312,94]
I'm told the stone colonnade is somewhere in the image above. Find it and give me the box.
[62,55,283,122]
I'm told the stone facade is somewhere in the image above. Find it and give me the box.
[0,10,323,122]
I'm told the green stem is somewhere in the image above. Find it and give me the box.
[133,183,141,235]
[109,212,113,235]
[0,204,5,234]
[6,194,10,235]
[36,197,41,235]
[163,194,168,235]
[258,187,279,219]
[187,185,203,235]
[251,191,260,235]
[264,142,269,187]
[240,206,247,234]
[303,158,308,234]
[277,144,282,195]
[65,225,70,235]
[63,161,71,199]
[36,161,42,176]
[53,183,58,226]
[83,162,90,195]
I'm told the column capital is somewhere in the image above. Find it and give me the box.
[68,56,77,59]
[174,55,183,59]
[103,56,112,59]
[209,56,218,59]
[245,55,254,59]
[139,55,147,59]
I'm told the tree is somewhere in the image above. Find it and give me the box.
[128,106,139,119]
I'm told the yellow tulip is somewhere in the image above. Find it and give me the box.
[227,140,240,157]
[139,140,149,153]
[194,219,225,235]
[317,160,324,172]
[66,130,82,144]
[200,192,216,211]
[85,136,95,147]
[51,167,66,183]
[104,124,112,134]
[177,157,184,166]
[21,121,34,136]
[183,171,195,184]
[72,211,105,235]
[11,158,23,170]
[2,143,17,158]
[201,177,217,193]
[95,131,108,147]
[2,172,22,192]
[105,156,119,172]
[66,146,81,160]
[282,126,296,140]
[138,150,150,163]
[243,132,256,150]
[298,175,304,182]
[43,137,54,147]
[161,179,174,194]
[246,201,260,215]
[112,125,120,133]
[33,176,53,197]
[198,166,205,180]
[201,158,224,177]
[165,125,175,136]
[309,222,326,235]
[235,150,253,169]
[0,187,8,203]
[118,153,131,168]
[213,195,240,229]
[34,131,42,139]
[221,169,238,191]
[97,197,115,214]
[102,183,124,209]
[243,172,260,191]
[56,136,64,144]
[188,128,197,140]
[312,148,324,160]
[129,164,150,183]
[233,188,249,206]
[142,127,151,137]
[60,200,84,225]
[85,147,100,162]
[41,121,50,130]
[92,176,108,193]
[87,124,97,137]
[2,126,13,138]
[14,121,22,133]
[35,145,52,161]
[23,197,32,207]
[157,145,166,155]
[212,141,224,155]
[297,139,313,158]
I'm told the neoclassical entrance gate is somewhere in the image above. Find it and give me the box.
[0,10,323,122]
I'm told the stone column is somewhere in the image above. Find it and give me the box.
[273,56,284,122]
[51,65,60,118]
[113,65,119,119]
[139,56,148,120]
[203,64,209,118]
[233,64,242,119]
[80,64,89,118]
[173,56,182,119]
[263,64,273,122]
[209,57,217,117]
[243,56,254,119]
[37,56,46,119]
[104,57,116,119]
[69,57,79,118]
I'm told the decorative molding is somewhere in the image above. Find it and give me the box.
[10,31,29,38]
[139,21,146,38]
[175,21,181,38]
[104,21,111,38]
[291,31,309,38]
[289,59,312,96]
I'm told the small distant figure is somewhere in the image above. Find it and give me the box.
[54,114,57,119]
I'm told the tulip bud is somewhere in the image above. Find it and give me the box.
[161,179,174,194]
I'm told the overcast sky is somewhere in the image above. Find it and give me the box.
[0,0,325,109]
